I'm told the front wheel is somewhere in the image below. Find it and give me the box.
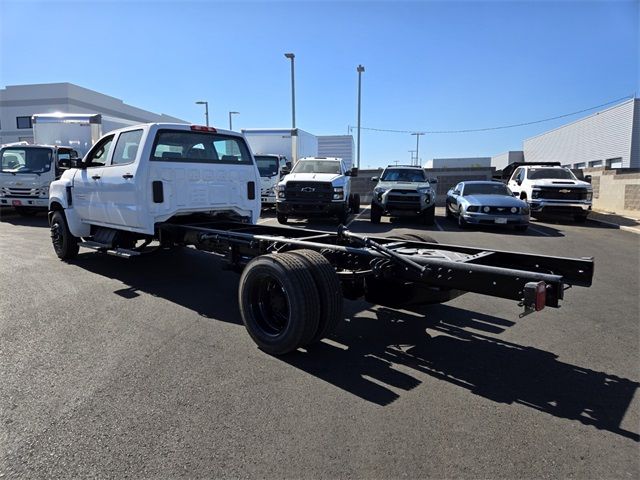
[457,207,468,229]
[337,206,349,225]
[370,202,382,224]
[352,194,361,214]
[50,210,79,260]
[276,212,288,224]
[422,205,435,225]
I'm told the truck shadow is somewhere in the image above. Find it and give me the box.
[0,209,49,228]
[281,303,640,442]
[71,249,638,442]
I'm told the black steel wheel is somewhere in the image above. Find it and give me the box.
[337,206,349,225]
[239,253,320,355]
[50,210,79,260]
[288,249,344,343]
[352,194,361,214]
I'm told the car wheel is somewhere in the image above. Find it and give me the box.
[457,207,467,229]
[422,205,435,225]
[370,202,382,224]
[353,194,361,214]
[445,203,453,219]
[276,213,288,224]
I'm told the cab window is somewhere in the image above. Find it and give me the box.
[85,135,114,167]
[111,129,143,166]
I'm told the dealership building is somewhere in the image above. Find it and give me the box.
[523,97,639,169]
[0,82,186,144]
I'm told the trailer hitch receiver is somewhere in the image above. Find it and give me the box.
[520,281,547,317]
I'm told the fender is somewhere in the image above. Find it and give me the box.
[49,172,91,237]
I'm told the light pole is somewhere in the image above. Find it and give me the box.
[284,53,296,128]
[408,150,416,164]
[228,111,239,130]
[411,132,425,166]
[356,64,365,170]
[195,101,209,127]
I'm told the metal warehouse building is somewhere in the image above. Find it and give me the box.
[0,82,185,144]
[524,98,639,169]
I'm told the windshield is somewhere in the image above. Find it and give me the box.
[381,168,427,182]
[463,183,511,196]
[255,156,280,177]
[1,147,53,174]
[528,168,576,180]
[291,160,341,175]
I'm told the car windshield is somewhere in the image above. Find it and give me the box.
[291,160,341,174]
[463,183,511,196]
[0,147,53,174]
[381,168,426,182]
[528,168,576,180]
[255,156,280,177]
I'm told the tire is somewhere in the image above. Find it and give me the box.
[15,207,38,217]
[391,233,438,244]
[445,203,453,219]
[352,194,361,214]
[288,249,343,343]
[276,212,288,224]
[422,205,435,225]
[50,210,79,260]
[370,202,382,224]
[239,253,320,355]
[457,207,468,229]
[337,206,349,225]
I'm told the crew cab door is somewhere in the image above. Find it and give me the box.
[508,168,523,196]
[99,128,144,228]
[73,134,114,225]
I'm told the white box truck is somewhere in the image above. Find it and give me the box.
[241,128,317,165]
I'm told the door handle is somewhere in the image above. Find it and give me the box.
[122,173,134,179]
[91,175,101,180]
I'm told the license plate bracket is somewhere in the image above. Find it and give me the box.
[495,217,507,224]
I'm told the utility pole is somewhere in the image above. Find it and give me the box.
[284,53,296,128]
[356,64,365,170]
[411,132,425,167]
[408,150,416,165]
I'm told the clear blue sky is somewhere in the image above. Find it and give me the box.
[1,0,638,168]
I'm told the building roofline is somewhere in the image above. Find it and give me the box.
[524,97,637,142]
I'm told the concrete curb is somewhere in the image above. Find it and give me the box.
[587,217,640,234]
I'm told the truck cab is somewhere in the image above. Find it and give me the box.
[48,123,260,251]
[507,163,592,222]
[254,154,289,208]
[275,156,359,224]
[0,144,78,215]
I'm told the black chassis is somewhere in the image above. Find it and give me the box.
[158,218,594,313]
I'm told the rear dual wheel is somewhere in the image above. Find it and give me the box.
[238,250,343,355]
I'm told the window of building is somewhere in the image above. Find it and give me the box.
[574,162,586,169]
[16,116,32,129]
[588,160,603,168]
[606,158,623,169]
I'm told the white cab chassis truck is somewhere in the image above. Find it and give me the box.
[49,123,594,355]
[254,154,290,207]
[275,157,360,224]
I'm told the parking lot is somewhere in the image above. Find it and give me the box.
[1,207,638,478]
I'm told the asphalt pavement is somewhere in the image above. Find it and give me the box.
[1,207,638,479]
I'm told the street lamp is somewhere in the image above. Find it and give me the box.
[284,53,296,128]
[195,101,209,127]
[356,64,365,170]
[408,150,416,164]
[228,111,239,130]
[411,132,425,166]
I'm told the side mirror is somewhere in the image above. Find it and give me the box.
[350,167,358,177]
[516,179,522,186]
[428,177,438,184]
[286,161,292,169]
[513,192,519,197]
[584,175,592,183]
[371,176,379,182]
[453,190,460,196]
[58,158,70,169]
[70,158,84,169]
[280,166,291,176]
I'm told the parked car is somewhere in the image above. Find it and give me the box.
[370,165,437,225]
[446,181,530,231]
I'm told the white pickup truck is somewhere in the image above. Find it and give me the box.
[47,123,594,355]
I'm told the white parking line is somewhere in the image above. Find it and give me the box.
[347,204,370,227]
[434,219,444,231]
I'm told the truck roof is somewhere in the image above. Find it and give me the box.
[106,123,243,138]
[298,156,342,162]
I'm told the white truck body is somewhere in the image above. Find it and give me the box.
[49,123,261,237]
[254,154,289,206]
[32,113,102,158]
[317,135,354,171]
[1,144,79,211]
[242,128,317,165]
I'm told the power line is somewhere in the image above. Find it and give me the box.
[348,95,634,135]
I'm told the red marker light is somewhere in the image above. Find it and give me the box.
[190,125,217,133]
